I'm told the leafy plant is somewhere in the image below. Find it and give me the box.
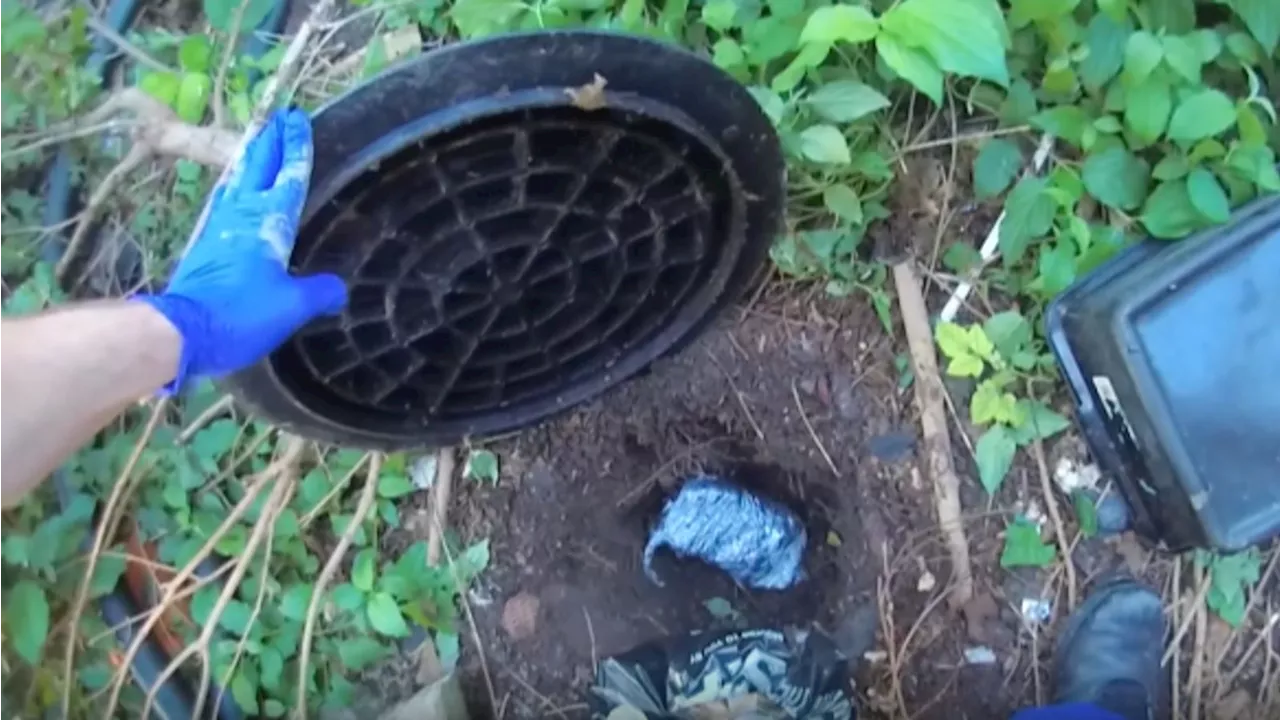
[464,449,500,484]
[935,314,1070,493]
[1000,517,1056,569]
[1195,549,1263,627]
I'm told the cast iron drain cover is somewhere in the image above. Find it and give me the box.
[227,31,784,448]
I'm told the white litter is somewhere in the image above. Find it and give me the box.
[411,454,440,490]
[962,646,997,665]
[1020,597,1053,624]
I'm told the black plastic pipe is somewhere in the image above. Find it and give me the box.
[42,2,291,717]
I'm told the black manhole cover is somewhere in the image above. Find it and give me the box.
[227,31,784,448]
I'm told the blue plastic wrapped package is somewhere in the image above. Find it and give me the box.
[643,476,806,590]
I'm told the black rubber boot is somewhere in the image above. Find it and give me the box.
[1053,579,1168,720]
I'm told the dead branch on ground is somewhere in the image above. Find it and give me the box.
[892,259,974,607]
[426,447,457,565]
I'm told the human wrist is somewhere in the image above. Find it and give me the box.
[131,293,208,393]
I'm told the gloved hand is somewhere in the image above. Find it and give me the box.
[136,108,347,392]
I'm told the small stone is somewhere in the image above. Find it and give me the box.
[868,431,916,462]
[501,591,540,641]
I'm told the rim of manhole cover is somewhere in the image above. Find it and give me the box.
[226,30,785,449]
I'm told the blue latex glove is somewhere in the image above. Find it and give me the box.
[137,109,347,391]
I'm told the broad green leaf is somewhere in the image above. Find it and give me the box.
[1011,400,1071,443]
[943,243,982,273]
[983,311,1031,359]
[337,637,389,671]
[231,671,259,714]
[1009,0,1078,25]
[377,472,415,498]
[1082,146,1150,211]
[464,448,500,484]
[203,0,275,32]
[455,538,492,578]
[219,600,253,636]
[1152,153,1190,180]
[436,631,462,671]
[875,33,943,105]
[1200,549,1262,627]
[1122,31,1163,86]
[798,125,851,165]
[1000,518,1056,568]
[178,36,212,73]
[701,0,737,30]
[971,381,1022,426]
[747,86,785,125]
[352,548,376,592]
[6,581,49,663]
[1124,75,1171,144]
[1140,179,1202,239]
[804,81,890,123]
[259,647,284,690]
[745,16,802,65]
[139,71,181,107]
[770,42,828,93]
[280,583,312,621]
[1229,0,1279,55]
[1187,29,1223,63]
[263,700,286,718]
[1147,0,1195,33]
[331,583,365,612]
[1161,35,1201,84]
[880,0,1009,87]
[1078,13,1129,91]
[999,176,1056,264]
[367,592,410,637]
[975,426,1018,494]
[799,5,878,45]
[1034,240,1075,294]
[823,184,863,224]
[450,0,526,37]
[712,38,745,69]
[1073,491,1099,537]
[1030,106,1090,147]
[972,138,1022,200]
[89,553,127,598]
[1186,168,1230,223]
[1000,77,1038,124]
[1097,0,1126,22]
[1227,144,1280,192]
[1166,90,1236,142]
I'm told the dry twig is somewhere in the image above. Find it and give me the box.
[426,447,456,565]
[1030,434,1077,609]
[791,380,839,476]
[892,260,974,606]
[296,452,381,716]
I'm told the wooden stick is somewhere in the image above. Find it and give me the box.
[892,259,974,606]
[426,447,456,566]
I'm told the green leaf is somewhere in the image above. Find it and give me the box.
[712,38,745,69]
[331,583,365,612]
[1124,75,1172,144]
[436,630,462,671]
[822,184,863,224]
[464,449,500,484]
[230,671,259,715]
[280,583,312,621]
[1161,35,1201,84]
[219,600,253,636]
[1082,146,1150,211]
[1010,400,1071,444]
[975,426,1018,494]
[377,472,415,498]
[1097,0,1126,22]
[450,0,526,37]
[89,553,127,598]
[1186,168,1230,224]
[1201,549,1262,627]
[1166,90,1236,142]
[804,81,890,123]
[337,637,389,671]
[259,647,284,691]
[6,581,49,663]
[178,36,213,73]
[1078,13,1129,92]
[203,0,275,32]
[1073,491,1099,538]
[1037,242,1077,296]
[191,418,239,472]
[983,311,1031,360]
[455,538,492,578]
[797,125,851,165]
[875,33,943,105]
[367,592,410,637]
[1000,518,1056,568]
[971,381,1021,426]
[1030,106,1090,148]
[1140,179,1202,239]
[973,139,1022,200]
[1229,0,1280,55]
[1152,153,1190,181]
[701,0,737,30]
[1009,0,1078,25]
[1122,30,1163,86]
[880,0,1009,87]
[747,86,785,125]
[352,548,376,592]
[262,700,286,718]
[139,71,181,107]
[1000,176,1055,264]
[799,5,878,45]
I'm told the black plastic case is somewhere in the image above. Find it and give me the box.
[1046,194,1280,552]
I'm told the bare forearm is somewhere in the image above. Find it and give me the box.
[1,301,181,505]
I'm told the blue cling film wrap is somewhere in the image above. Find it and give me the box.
[643,476,806,590]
